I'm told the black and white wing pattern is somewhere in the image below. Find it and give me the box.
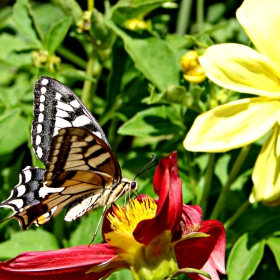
[0,76,136,230]
[32,76,109,164]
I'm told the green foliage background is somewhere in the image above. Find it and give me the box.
[0,0,279,279]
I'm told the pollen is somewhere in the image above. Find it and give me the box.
[107,198,157,235]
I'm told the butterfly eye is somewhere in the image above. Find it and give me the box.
[131,181,137,191]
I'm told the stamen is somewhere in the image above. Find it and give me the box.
[107,198,157,235]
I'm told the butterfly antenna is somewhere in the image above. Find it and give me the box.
[0,215,13,225]
[133,154,158,180]
[89,205,107,245]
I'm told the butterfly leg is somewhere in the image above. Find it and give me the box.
[89,204,108,244]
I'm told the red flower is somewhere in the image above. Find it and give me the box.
[0,244,117,280]
[0,151,226,280]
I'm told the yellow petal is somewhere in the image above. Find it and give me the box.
[250,124,280,203]
[199,44,280,96]
[184,97,280,152]
[237,0,280,71]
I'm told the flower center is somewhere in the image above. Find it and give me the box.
[107,198,157,235]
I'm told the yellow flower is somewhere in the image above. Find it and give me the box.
[180,51,206,83]
[125,18,148,31]
[183,0,280,204]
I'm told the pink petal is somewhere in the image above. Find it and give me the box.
[199,220,226,275]
[181,205,202,227]
[0,244,118,280]
[175,220,226,280]
[133,151,183,245]
[173,205,203,238]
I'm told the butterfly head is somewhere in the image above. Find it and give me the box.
[121,177,137,192]
[117,155,157,200]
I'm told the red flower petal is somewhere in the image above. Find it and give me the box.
[133,151,183,245]
[173,204,202,240]
[181,205,202,227]
[0,244,118,280]
[175,220,226,280]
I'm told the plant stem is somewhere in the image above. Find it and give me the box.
[224,200,250,230]
[185,150,197,189]
[210,145,251,220]
[200,153,215,215]
[176,0,193,36]
[57,46,87,69]
[81,47,103,111]
[196,0,204,32]
[88,0,94,11]
[81,53,95,111]
[98,100,120,127]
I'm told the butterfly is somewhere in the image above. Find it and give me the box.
[0,76,137,230]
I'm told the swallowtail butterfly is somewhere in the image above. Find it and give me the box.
[0,76,137,230]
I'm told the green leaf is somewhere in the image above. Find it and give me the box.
[108,269,133,280]
[266,236,280,270]
[0,151,25,200]
[144,83,205,114]
[105,19,180,92]
[0,34,36,60]
[45,17,72,54]
[31,2,66,37]
[90,9,112,46]
[214,153,230,186]
[166,33,190,51]
[12,0,40,45]
[206,3,226,23]
[118,106,183,137]
[0,229,59,260]
[0,109,20,138]
[5,52,33,67]
[146,84,191,105]
[0,109,28,155]
[61,69,96,82]
[231,207,280,236]
[0,66,15,87]
[105,38,128,109]
[111,0,172,24]
[170,267,211,279]
[51,0,83,24]
[68,208,104,246]
[227,233,265,280]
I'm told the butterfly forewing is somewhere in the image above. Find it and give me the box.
[44,127,121,185]
[32,76,109,164]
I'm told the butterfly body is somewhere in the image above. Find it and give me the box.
[0,76,136,230]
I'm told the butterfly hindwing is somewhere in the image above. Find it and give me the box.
[12,170,115,229]
[0,167,45,229]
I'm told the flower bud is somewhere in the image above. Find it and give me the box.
[125,18,148,30]
[180,51,206,83]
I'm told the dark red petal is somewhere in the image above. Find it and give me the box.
[0,244,118,280]
[175,220,226,280]
[133,151,183,245]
